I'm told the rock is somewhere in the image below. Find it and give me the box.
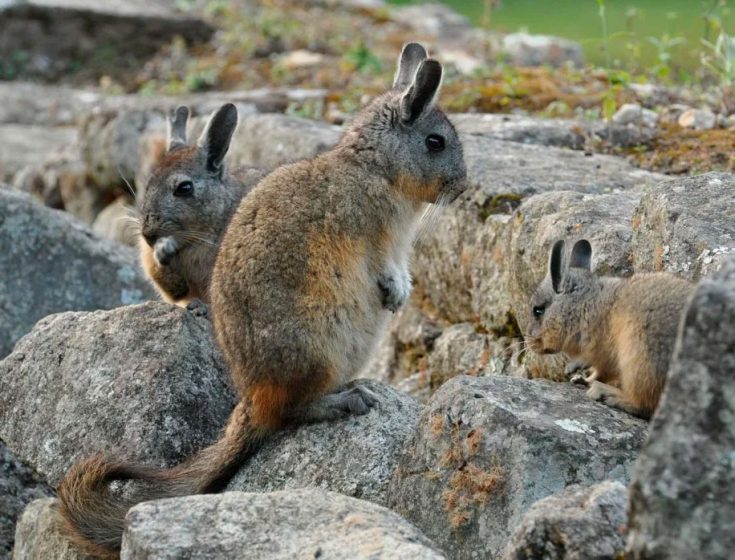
[451,113,658,150]
[503,481,628,560]
[612,103,658,128]
[0,445,53,556]
[389,375,647,560]
[122,489,445,559]
[677,108,716,130]
[0,302,234,486]
[230,113,342,170]
[0,82,105,126]
[280,49,326,70]
[391,2,472,38]
[0,0,213,83]
[92,196,137,246]
[0,189,154,358]
[627,258,735,560]
[0,124,77,182]
[501,33,584,68]
[227,380,420,507]
[631,172,735,280]
[13,498,94,560]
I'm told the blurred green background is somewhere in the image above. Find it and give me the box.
[387,0,734,78]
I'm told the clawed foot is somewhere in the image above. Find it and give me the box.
[289,385,379,424]
[378,265,412,313]
[154,236,179,266]
[186,298,209,317]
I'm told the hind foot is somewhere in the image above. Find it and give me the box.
[288,385,379,424]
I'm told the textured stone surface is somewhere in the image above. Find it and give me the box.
[227,380,420,506]
[13,498,94,560]
[122,489,445,559]
[627,257,735,560]
[0,445,52,556]
[0,124,76,182]
[452,113,657,150]
[0,0,213,83]
[0,189,154,358]
[503,481,628,560]
[230,113,342,170]
[632,172,735,280]
[0,302,234,486]
[389,375,647,560]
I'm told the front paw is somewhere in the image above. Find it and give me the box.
[378,270,411,313]
[154,237,178,266]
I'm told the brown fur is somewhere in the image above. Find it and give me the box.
[58,44,467,558]
[138,106,264,305]
[527,240,694,419]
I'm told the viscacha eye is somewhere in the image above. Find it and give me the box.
[174,180,194,197]
[533,305,546,318]
[425,134,445,153]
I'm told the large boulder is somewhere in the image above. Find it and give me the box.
[503,481,628,560]
[627,257,735,559]
[389,375,647,560]
[227,379,421,506]
[0,302,234,486]
[0,445,53,556]
[0,0,213,83]
[501,33,584,68]
[0,190,154,358]
[13,498,94,560]
[122,489,445,559]
[631,172,735,280]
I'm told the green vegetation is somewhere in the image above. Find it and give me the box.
[388,0,734,81]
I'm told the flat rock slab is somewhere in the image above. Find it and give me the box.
[632,172,735,280]
[389,375,647,560]
[0,444,53,556]
[0,189,154,358]
[503,480,628,560]
[0,302,234,487]
[122,489,445,559]
[13,498,95,560]
[227,379,421,506]
[0,0,213,82]
[0,124,77,181]
[627,257,735,560]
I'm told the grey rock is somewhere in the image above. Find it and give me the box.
[0,302,234,486]
[0,124,76,182]
[0,445,52,556]
[13,498,94,560]
[452,113,658,150]
[227,380,420,507]
[122,489,445,559]
[0,189,154,358]
[631,172,735,280]
[503,481,628,560]
[391,2,472,38]
[677,108,716,130]
[0,0,213,83]
[389,375,647,560]
[230,113,342,170]
[501,33,584,68]
[612,103,658,128]
[627,257,735,560]
[0,82,105,126]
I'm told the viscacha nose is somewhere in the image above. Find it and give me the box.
[141,215,158,247]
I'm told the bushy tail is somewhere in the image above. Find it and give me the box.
[58,400,269,558]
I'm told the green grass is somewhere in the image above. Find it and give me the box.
[387,0,735,78]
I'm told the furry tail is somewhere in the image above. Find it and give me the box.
[58,399,269,558]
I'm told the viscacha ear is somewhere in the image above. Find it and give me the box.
[167,105,189,151]
[549,239,565,294]
[569,239,592,271]
[399,59,443,124]
[197,103,238,174]
[393,42,428,89]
